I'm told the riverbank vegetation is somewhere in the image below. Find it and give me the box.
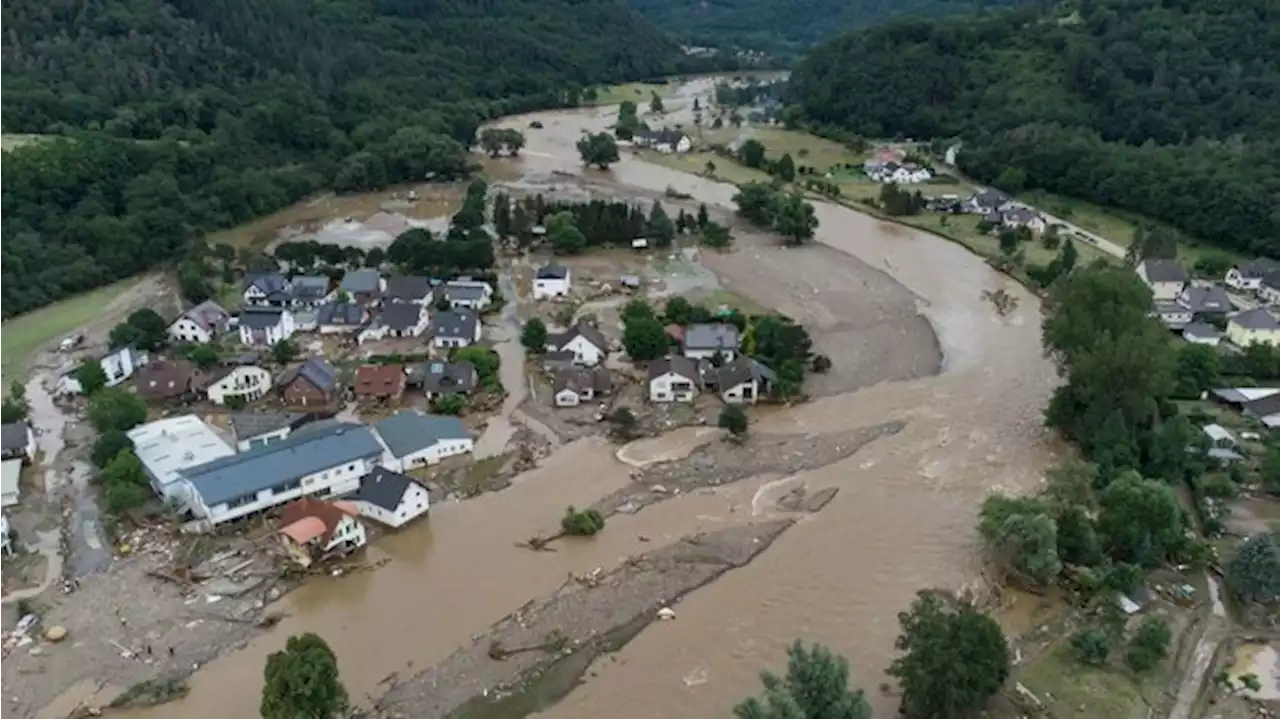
[261,633,347,719]
[0,0,740,318]
[790,0,1280,258]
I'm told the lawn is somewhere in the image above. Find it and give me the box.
[700,126,868,171]
[1,277,141,382]
[640,150,765,185]
[895,212,1115,269]
[587,81,677,107]
[1018,643,1163,719]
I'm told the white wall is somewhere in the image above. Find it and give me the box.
[239,312,296,346]
[555,389,581,407]
[169,318,213,344]
[323,515,367,552]
[351,483,429,528]
[189,455,376,527]
[562,335,604,366]
[237,426,292,452]
[721,380,759,404]
[207,367,272,405]
[389,438,475,472]
[684,347,736,362]
[533,277,570,300]
[650,373,696,402]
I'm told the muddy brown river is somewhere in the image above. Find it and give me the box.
[111,77,1060,718]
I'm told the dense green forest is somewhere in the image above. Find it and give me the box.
[626,0,1024,58]
[0,0,721,317]
[790,0,1280,257]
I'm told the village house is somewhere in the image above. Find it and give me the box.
[374,410,473,472]
[178,422,383,528]
[1226,308,1280,348]
[648,355,701,403]
[1178,285,1233,317]
[278,358,340,406]
[634,128,692,154]
[429,309,481,349]
[2,461,21,508]
[340,269,384,306]
[435,280,493,311]
[1182,323,1222,347]
[1001,206,1046,234]
[289,276,333,307]
[168,300,232,344]
[1242,393,1280,429]
[682,323,741,361]
[1225,259,1280,292]
[545,322,609,367]
[278,498,367,567]
[204,365,272,406]
[134,359,201,402]
[354,364,407,403]
[317,302,368,334]
[534,265,572,300]
[229,410,309,451]
[552,368,612,407]
[964,188,1013,214]
[863,161,932,184]
[412,360,477,400]
[0,423,37,464]
[1152,300,1193,330]
[384,275,433,305]
[1135,259,1188,301]
[128,415,236,503]
[60,346,151,395]
[373,301,429,340]
[717,357,776,405]
[239,307,295,346]
[1259,271,1280,306]
[243,273,292,307]
[347,466,430,529]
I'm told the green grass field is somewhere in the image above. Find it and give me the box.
[587,81,677,107]
[1018,642,1170,719]
[701,127,869,171]
[1,278,140,382]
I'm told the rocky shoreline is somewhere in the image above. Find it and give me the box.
[369,519,798,718]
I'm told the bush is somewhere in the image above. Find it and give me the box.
[224,395,248,411]
[718,405,749,439]
[561,506,605,536]
[1125,616,1171,672]
[91,430,132,468]
[432,393,467,416]
[1070,628,1112,667]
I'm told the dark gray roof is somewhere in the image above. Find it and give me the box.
[1003,207,1040,223]
[245,273,288,294]
[1231,307,1280,331]
[239,307,287,329]
[374,411,470,458]
[548,323,609,352]
[430,309,479,339]
[1,423,28,451]
[1182,323,1220,339]
[717,357,776,387]
[349,466,422,511]
[552,368,612,394]
[290,276,330,301]
[1234,259,1280,280]
[1244,393,1280,419]
[179,300,231,334]
[971,188,1011,210]
[317,302,366,326]
[416,361,477,394]
[1179,285,1232,314]
[536,265,569,280]
[381,301,424,331]
[341,269,382,294]
[1261,269,1280,292]
[683,323,741,351]
[183,423,383,506]
[1154,300,1190,315]
[438,282,490,302]
[385,275,432,302]
[640,128,687,145]
[1141,259,1189,284]
[228,411,304,441]
[648,355,700,382]
[278,358,339,392]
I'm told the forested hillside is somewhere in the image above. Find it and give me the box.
[626,0,1024,57]
[790,0,1280,256]
[1,0,701,317]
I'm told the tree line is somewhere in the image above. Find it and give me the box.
[0,0,741,318]
[789,0,1280,257]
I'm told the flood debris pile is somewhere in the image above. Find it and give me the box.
[603,421,905,517]
[372,520,795,718]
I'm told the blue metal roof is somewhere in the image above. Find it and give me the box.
[374,411,469,458]
[182,422,382,506]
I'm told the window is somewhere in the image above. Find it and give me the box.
[227,494,256,509]
[277,479,301,493]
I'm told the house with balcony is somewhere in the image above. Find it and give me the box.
[278,498,367,567]
[204,365,272,406]
[239,308,295,347]
[648,356,700,403]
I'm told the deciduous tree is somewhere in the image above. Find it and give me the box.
[75,358,109,395]
[1225,533,1280,605]
[733,641,871,719]
[577,132,620,170]
[521,318,548,353]
[261,633,348,719]
[88,388,147,433]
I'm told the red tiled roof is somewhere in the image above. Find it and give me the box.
[354,364,406,396]
[279,498,358,545]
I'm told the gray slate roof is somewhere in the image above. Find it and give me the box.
[536,265,569,280]
[385,275,432,302]
[430,309,479,340]
[278,358,339,392]
[717,357,776,388]
[1231,307,1280,331]
[1182,323,1220,340]
[228,411,304,442]
[683,323,741,351]
[290,276,331,302]
[179,300,231,334]
[438,281,491,303]
[1179,285,1232,314]
[548,323,609,353]
[414,361,477,394]
[349,466,422,511]
[183,423,382,506]
[970,188,1011,210]
[245,273,289,295]
[1234,259,1280,280]
[552,368,612,394]
[1141,258,1189,284]
[1261,270,1280,292]
[240,307,287,329]
[1244,393,1280,419]
[341,268,382,294]
[380,301,424,331]
[374,411,470,459]
[648,355,700,382]
[317,302,366,326]
[1,423,28,452]
[1002,206,1041,224]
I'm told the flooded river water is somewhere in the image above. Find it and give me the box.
[111,77,1060,719]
